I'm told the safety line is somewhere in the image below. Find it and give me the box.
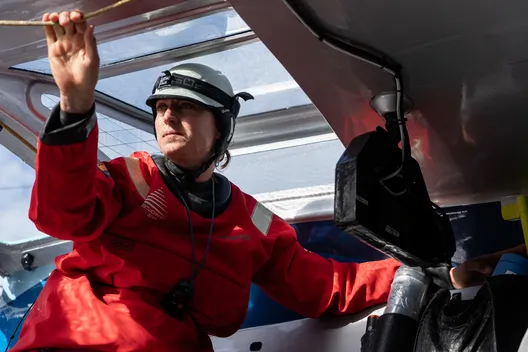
[0,0,135,26]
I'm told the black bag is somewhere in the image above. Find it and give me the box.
[414,275,528,352]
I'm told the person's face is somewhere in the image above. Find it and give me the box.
[154,98,219,169]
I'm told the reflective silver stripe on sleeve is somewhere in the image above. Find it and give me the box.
[123,157,150,199]
[251,202,273,236]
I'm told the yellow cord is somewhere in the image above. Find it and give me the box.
[0,0,135,26]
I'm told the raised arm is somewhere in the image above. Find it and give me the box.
[29,11,122,241]
[252,210,400,318]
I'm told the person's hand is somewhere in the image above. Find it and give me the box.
[43,11,100,113]
[449,244,526,289]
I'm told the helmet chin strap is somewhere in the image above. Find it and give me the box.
[165,150,219,183]
[182,154,218,183]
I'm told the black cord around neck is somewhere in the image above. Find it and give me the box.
[154,171,218,318]
[178,177,216,284]
[160,156,217,286]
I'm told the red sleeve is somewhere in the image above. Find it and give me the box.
[253,213,400,318]
[29,118,122,242]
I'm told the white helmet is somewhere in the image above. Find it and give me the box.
[146,63,253,175]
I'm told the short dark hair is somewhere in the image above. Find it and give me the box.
[212,109,232,169]
[216,150,231,169]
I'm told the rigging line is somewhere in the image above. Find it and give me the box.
[0,0,136,26]
[0,121,37,153]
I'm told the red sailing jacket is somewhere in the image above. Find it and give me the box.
[12,114,400,351]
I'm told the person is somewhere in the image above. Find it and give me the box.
[10,10,526,352]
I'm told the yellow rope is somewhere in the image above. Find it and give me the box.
[0,0,135,26]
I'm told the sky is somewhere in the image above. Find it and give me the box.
[0,145,45,244]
